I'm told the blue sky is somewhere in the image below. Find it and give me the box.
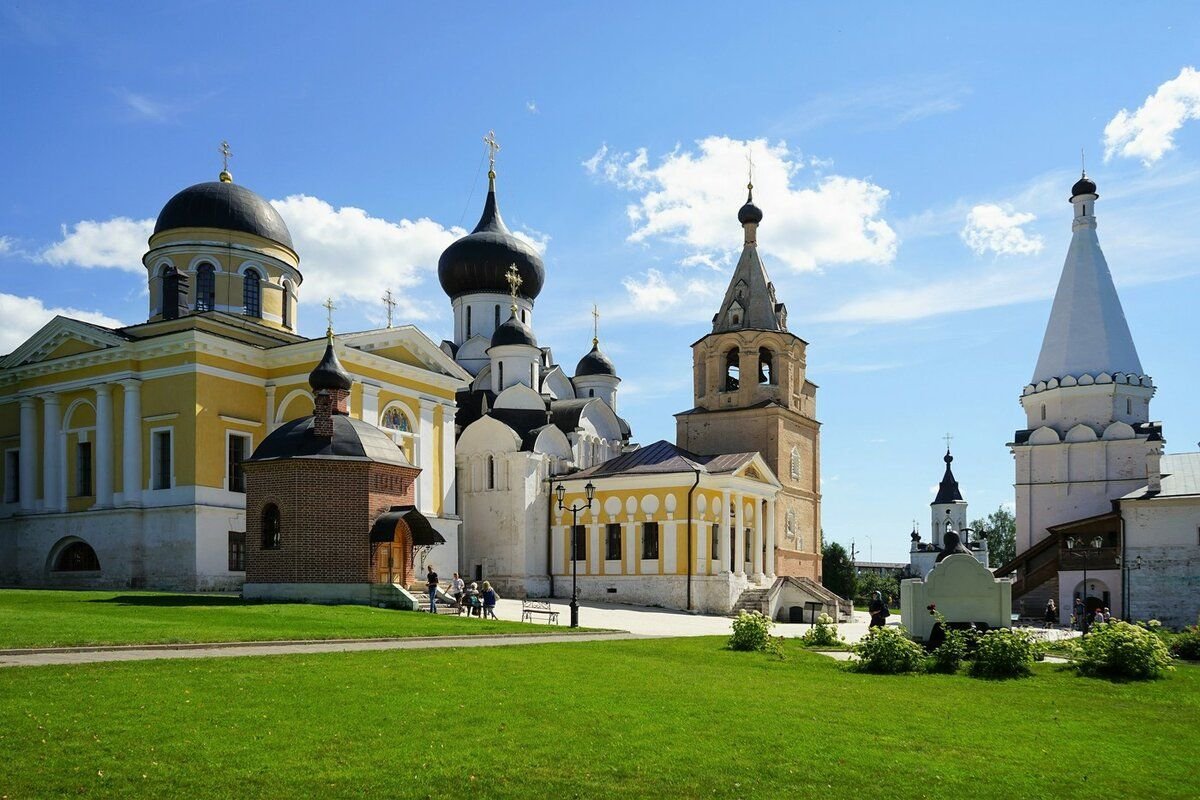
[3,4,1200,561]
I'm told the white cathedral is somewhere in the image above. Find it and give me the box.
[999,172,1200,628]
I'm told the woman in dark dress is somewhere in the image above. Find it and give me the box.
[868,591,887,628]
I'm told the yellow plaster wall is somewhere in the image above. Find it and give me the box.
[195,374,266,488]
[141,373,197,488]
[45,340,104,360]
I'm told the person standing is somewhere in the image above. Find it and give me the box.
[868,591,888,629]
[451,572,465,611]
[426,566,439,613]
[1073,596,1085,631]
[481,581,498,620]
[1044,598,1057,629]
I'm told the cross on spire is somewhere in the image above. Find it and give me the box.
[484,130,501,173]
[505,263,522,313]
[943,432,954,451]
[591,303,600,346]
[382,289,396,328]
[746,148,755,190]
[322,297,337,336]
[218,140,233,182]
[1081,146,1086,176]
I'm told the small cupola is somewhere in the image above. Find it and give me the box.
[309,333,352,438]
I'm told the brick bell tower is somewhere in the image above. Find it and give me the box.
[675,183,822,580]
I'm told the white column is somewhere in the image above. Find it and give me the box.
[733,493,745,577]
[265,384,277,432]
[94,385,114,508]
[417,399,435,511]
[120,379,142,507]
[765,496,776,579]
[360,383,380,426]
[624,521,636,574]
[719,489,731,574]
[550,523,564,578]
[696,517,707,574]
[752,499,764,582]
[18,397,37,512]
[590,522,601,575]
[40,394,61,512]
[663,521,676,573]
[441,404,457,516]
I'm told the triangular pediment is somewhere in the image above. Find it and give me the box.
[2,316,126,369]
[322,326,471,381]
[731,453,782,488]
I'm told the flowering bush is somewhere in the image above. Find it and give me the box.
[969,628,1038,679]
[851,625,925,674]
[728,611,773,652]
[799,613,842,648]
[1074,621,1174,680]
[1170,626,1200,661]
[926,611,967,674]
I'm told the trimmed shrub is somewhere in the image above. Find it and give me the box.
[928,627,967,674]
[728,611,773,652]
[851,625,925,674]
[969,628,1038,679]
[800,613,842,648]
[1169,626,1200,661]
[1074,621,1174,679]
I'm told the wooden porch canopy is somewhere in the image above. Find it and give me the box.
[369,506,445,546]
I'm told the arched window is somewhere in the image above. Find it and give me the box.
[158,265,173,314]
[382,407,411,433]
[1126,397,1132,415]
[498,362,504,388]
[243,268,262,318]
[790,447,800,481]
[486,455,495,490]
[724,348,740,392]
[786,510,799,547]
[261,504,281,549]
[195,263,215,312]
[758,348,775,385]
[53,540,100,572]
[466,306,472,337]
[494,304,500,329]
[282,280,293,329]
[1041,404,1046,421]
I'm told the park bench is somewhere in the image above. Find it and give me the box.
[521,599,560,625]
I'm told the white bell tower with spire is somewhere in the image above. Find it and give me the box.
[1010,172,1163,556]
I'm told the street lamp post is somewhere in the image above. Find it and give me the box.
[1066,534,1104,634]
[556,481,595,629]
[1119,554,1144,622]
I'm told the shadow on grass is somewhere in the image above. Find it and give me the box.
[89,594,249,608]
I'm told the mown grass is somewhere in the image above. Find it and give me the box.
[0,590,546,649]
[1,638,1196,799]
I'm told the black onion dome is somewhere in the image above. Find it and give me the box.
[309,339,352,391]
[154,180,294,250]
[490,312,538,348]
[575,343,617,377]
[738,186,763,225]
[248,415,411,466]
[1071,174,1098,198]
[438,178,545,300]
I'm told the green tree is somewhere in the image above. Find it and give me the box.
[822,542,856,601]
[855,572,901,607]
[971,505,1016,566]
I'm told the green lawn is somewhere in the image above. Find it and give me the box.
[0,590,549,649]
[1,638,1196,799]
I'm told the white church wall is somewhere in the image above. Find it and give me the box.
[1124,498,1200,629]
[1058,568,1122,621]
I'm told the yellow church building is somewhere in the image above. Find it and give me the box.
[0,167,468,590]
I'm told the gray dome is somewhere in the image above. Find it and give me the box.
[309,340,352,391]
[154,179,294,250]
[490,312,538,348]
[438,176,544,300]
[575,343,617,377]
[1071,175,1098,199]
[248,415,411,467]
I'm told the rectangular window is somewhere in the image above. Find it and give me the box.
[605,523,622,561]
[711,523,719,556]
[228,531,245,572]
[744,529,752,564]
[227,433,251,493]
[3,451,18,503]
[571,525,586,562]
[76,442,93,497]
[642,521,659,560]
[152,430,172,490]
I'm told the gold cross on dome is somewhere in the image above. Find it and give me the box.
[591,303,600,346]
[322,296,337,334]
[484,130,501,172]
[220,140,232,172]
[746,148,755,189]
[382,289,396,328]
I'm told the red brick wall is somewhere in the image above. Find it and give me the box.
[244,458,419,585]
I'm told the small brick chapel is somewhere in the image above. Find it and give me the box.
[241,333,445,607]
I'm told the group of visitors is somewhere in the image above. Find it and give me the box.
[427,567,498,618]
[1053,597,1116,631]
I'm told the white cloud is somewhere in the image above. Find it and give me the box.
[615,269,723,321]
[525,100,539,114]
[960,204,1043,256]
[0,236,13,255]
[585,136,897,272]
[114,89,175,123]
[0,293,124,354]
[39,217,153,273]
[270,195,464,321]
[1104,66,1200,165]
[620,268,678,312]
